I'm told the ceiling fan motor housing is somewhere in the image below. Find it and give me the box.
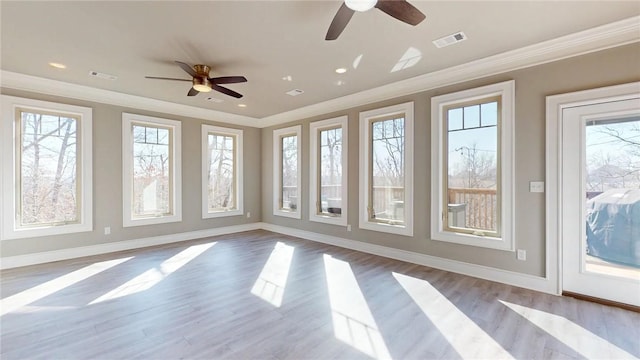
[192,65,212,92]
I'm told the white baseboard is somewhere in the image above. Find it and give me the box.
[0,223,262,270]
[260,223,558,295]
[0,221,557,296]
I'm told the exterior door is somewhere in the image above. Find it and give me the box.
[561,97,640,306]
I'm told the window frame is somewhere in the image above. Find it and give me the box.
[1,95,93,240]
[122,113,182,227]
[309,116,348,226]
[430,80,515,251]
[201,124,243,219]
[273,125,302,219]
[359,102,414,236]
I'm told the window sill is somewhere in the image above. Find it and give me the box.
[2,223,92,240]
[274,209,301,219]
[310,214,347,227]
[202,209,243,219]
[123,215,182,227]
[359,220,413,237]
[430,229,514,251]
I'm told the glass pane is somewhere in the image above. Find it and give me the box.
[371,118,405,224]
[447,104,498,233]
[146,127,158,144]
[481,102,498,126]
[132,125,171,217]
[281,135,298,210]
[585,117,640,277]
[158,128,169,145]
[19,111,79,226]
[463,105,480,128]
[208,133,235,212]
[448,108,463,131]
[319,127,342,216]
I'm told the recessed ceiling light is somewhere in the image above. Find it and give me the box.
[49,62,66,69]
[238,104,247,108]
[336,80,346,86]
[282,75,293,81]
[335,68,347,74]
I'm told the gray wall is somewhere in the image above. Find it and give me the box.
[261,43,640,277]
[0,89,262,257]
[2,44,638,275]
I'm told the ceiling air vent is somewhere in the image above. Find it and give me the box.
[286,89,304,96]
[432,32,467,49]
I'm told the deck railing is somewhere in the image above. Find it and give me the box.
[283,185,497,230]
[447,187,497,231]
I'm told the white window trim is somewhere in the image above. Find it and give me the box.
[1,95,93,240]
[122,113,182,227]
[309,116,348,226]
[359,102,414,237]
[201,124,243,219]
[430,80,515,251]
[273,125,302,219]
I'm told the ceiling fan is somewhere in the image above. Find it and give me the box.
[326,0,426,40]
[145,61,247,98]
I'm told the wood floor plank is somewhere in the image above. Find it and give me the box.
[1,229,638,359]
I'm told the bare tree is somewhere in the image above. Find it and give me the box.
[20,113,78,225]
[452,143,496,189]
[208,135,234,209]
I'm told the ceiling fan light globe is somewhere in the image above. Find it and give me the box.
[193,84,212,92]
[345,0,377,12]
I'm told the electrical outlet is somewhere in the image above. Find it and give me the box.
[517,249,526,261]
[104,227,111,235]
[347,224,352,232]
[246,212,251,218]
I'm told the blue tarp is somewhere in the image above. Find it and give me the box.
[586,189,640,267]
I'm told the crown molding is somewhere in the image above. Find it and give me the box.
[259,15,640,127]
[1,16,638,129]
[0,71,260,127]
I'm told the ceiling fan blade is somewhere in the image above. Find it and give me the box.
[211,76,248,85]
[175,61,197,77]
[325,3,355,40]
[187,88,199,97]
[375,0,425,26]
[145,76,192,82]
[212,84,243,98]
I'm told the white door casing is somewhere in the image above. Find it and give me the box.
[546,82,640,306]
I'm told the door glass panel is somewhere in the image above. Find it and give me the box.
[585,116,640,279]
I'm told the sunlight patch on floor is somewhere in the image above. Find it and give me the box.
[251,242,295,307]
[324,254,392,360]
[1,257,133,316]
[393,272,513,359]
[500,300,635,359]
[89,242,215,305]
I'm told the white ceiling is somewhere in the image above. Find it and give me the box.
[1,1,639,121]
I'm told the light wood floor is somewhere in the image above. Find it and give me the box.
[1,230,638,359]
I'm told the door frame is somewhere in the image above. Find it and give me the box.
[545,81,640,296]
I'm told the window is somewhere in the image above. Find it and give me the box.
[431,80,515,250]
[273,125,302,219]
[122,113,181,227]
[309,116,348,226]
[359,102,414,236]
[1,95,93,240]
[202,125,243,218]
